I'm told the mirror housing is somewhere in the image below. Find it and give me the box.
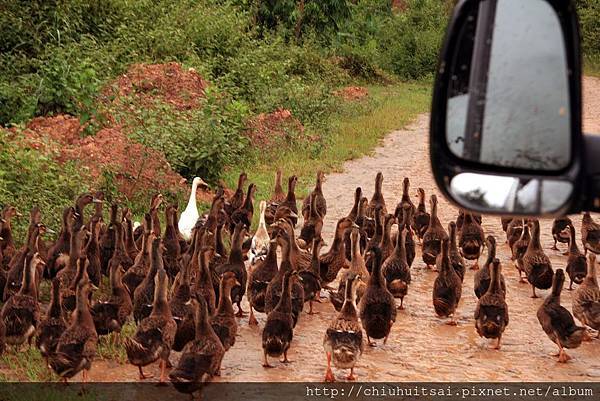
[429,0,592,217]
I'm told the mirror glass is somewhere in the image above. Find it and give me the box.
[449,172,572,214]
[446,0,571,171]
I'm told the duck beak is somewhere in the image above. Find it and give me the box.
[45,228,56,235]
[269,239,277,244]
[352,223,360,229]
[91,283,100,291]
[15,211,23,217]
[92,198,104,204]
[289,211,298,219]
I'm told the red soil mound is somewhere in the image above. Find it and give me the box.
[333,86,369,101]
[106,62,208,110]
[245,108,304,148]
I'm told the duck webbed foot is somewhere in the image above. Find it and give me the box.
[138,366,154,380]
[346,368,357,381]
[557,348,572,363]
[262,352,274,368]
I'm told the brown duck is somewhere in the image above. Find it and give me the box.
[323,273,364,382]
[565,224,587,290]
[523,220,554,298]
[169,298,225,395]
[302,170,327,220]
[474,236,506,299]
[475,258,509,349]
[125,265,176,382]
[433,239,462,324]
[581,212,600,254]
[319,217,354,286]
[1,253,43,347]
[512,220,531,282]
[211,271,240,351]
[573,254,600,338]
[248,239,279,325]
[215,222,248,316]
[36,278,67,363]
[366,172,387,217]
[382,226,411,309]
[458,212,485,270]
[537,269,586,363]
[413,188,430,243]
[49,277,98,382]
[359,247,396,345]
[91,256,132,341]
[422,194,448,268]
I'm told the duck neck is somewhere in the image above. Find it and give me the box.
[216,281,235,315]
[215,225,227,257]
[152,273,171,318]
[198,249,212,283]
[274,171,283,195]
[381,219,393,248]
[550,273,564,300]
[275,274,293,312]
[315,174,323,194]
[348,189,361,220]
[48,281,62,318]
[187,180,199,212]
[74,287,93,326]
[488,262,501,294]
[374,174,383,198]
[485,240,496,267]
[529,222,542,250]
[402,179,410,202]
[439,241,450,274]
[279,238,293,273]
[587,258,598,286]
[568,226,580,254]
[449,225,458,250]
[20,258,37,299]
[286,179,296,203]
[370,253,384,286]
[195,301,214,339]
[394,229,407,263]
[418,190,426,212]
[229,228,244,264]
[259,204,267,228]
[342,279,357,311]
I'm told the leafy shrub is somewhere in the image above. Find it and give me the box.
[0,130,89,241]
[576,0,600,60]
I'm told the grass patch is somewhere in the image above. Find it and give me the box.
[584,55,600,78]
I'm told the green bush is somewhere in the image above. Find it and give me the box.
[0,130,89,241]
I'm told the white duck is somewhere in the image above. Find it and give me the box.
[249,200,270,265]
[178,177,208,241]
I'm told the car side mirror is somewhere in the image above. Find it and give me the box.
[429,0,598,216]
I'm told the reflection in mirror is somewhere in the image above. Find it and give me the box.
[446,0,571,171]
[450,173,572,214]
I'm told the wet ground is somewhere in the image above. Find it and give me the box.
[4,77,600,382]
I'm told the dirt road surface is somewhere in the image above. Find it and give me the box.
[47,76,600,382]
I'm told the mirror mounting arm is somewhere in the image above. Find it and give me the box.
[463,0,498,161]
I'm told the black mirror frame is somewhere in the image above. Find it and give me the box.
[429,0,584,217]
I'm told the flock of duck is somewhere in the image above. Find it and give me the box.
[0,169,599,392]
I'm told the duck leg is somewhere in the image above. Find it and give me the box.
[568,280,574,291]
[324,352,335,383]
[248,307,258,326]
[159,359,168,383]
[367,336,376,347]
[235,301,246,317]
[551,240,559,251]
[470,261,479,271]
[494,335,502,350]
[138,366,154,380]
[281,351,291,364]
[346,367,357,381]
[262,351,273,368]
[557,346,572,363]
[530,286,539,298]
[308,300,319,315]
[446,315,458,326]
[398,297,405,310]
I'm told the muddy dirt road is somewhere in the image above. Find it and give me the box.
[31,77,600,382]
